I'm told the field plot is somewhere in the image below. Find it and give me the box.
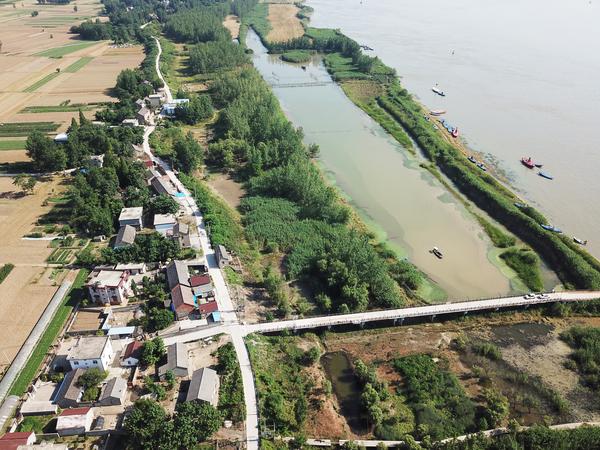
[0,140,27,150]
[33,41,99,58]
[266,4,304,42]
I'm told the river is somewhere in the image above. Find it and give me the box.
[246,29,531,300]
[307,0,600,259]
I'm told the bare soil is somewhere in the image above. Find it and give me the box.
[222,15,240,40]
[206,172,246,209]
[266,4,304,43]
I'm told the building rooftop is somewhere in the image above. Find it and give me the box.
[174,222,189,236]
[87,270,127,288]
[115,263,146,271]
[217,244,232,261]
[189,274,210,287]
[0,432,35,450]
[118,207,143,222]
[67,336,109,361]
[115,225,136,247]
[159,342,189,377]
[137,106,151,116]
[123,340,143,359]
[171,285,196,312]
[59,407,91,417]
[55,368,85,405]
[186,368,219,405]
[166,260,190,290]
[100,377,127,402]
[154,213,176,226]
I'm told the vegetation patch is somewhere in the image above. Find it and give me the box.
[0,140,27,150]
[64,56,94,72]
[46,247,73,264]
[9,269,88,396]
[280,50,312,63]
[23,72,61,92]
[500,247,543,291]
[33,41,98,58]
[0,122,59,137]
[216,343,246,423]
[19,103,95,113]
[0,263,15,284]
[560,326,600,388]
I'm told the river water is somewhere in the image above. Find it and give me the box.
[307,0,600,259]
[247,30,528,300]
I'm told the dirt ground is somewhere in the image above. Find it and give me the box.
[0,150,29,164]
[206,173,246,209]
[223,15,240,40]
[266,4,304,43]
[0,0,143,135]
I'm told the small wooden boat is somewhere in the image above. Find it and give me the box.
[538,171,553,180]
[468,155,477,163]
[574,237,588,246]
[521,157,535,169]
[477,162,487,171]
[541,224,562,233]
[514,202,527,208]
[430,109,446,116]
[451,128,459,138]
[431,246,444,259]
[432,86,445,96]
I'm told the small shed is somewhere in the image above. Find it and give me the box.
[55,407,94,436]
[216,245,233,269]
[121,340,143,367]
[118,207,143,230]
[98,377,127,406]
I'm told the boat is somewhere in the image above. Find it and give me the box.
[538,171,553,180]
[301,65,307,70]
[451,128,459,138]
[574,237,588,246]
[534,163,543,168]
[432,86,445,96]
[477,162,487,171]
[431,247,444,259]
[514,202,527,208]
[430,109,446,116]
[541,224,562,233]
[468,155,477,163]
[521,157,535,169]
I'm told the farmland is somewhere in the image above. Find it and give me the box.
[33,41,99,58]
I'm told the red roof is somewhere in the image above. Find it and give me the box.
[189,274,211,287]
[198,300,218,315]
[171,284,195,313]
[60,407,91,416]
[143,160,154,168]
[0,432,35,450]
[123,340,143,359]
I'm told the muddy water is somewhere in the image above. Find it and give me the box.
[320,352,365,433]
[247,29,516,300]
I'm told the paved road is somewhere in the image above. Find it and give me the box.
[149,38,260,450]
[0,277,74,405]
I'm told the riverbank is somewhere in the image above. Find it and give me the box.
[241,7,600,292]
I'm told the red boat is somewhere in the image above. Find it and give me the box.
[451,128,459,138]
[521,157,535,169]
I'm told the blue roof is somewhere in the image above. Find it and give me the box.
[107,326,136,336]
[175,192,186,198]
[210,312,221,322]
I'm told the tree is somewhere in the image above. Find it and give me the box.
[149,194,179,215]
[26,131,66,172]
[482,388,510,427]
[77,368,108,389]
[124,399,175,450]
[12,174,37,194]
[174,401,221,447]
[144,308,174,333]
[173,132,203,174]
[140,337,166,366]
[175,94,213,125]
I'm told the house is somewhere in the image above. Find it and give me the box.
[161,98,189,117]
[136,106,154,125]
[170,284,196,320]
[55,407,94,436]
[197,298,218,316]
[0,432,35,450]
[121,340,143,367]
[98,377,127,406]
[166,260,190,290]
[150,174,176,196]
[190,274,214,299]
[54,368,85,409]
[148,93,164,108]
[216,244,233,269]
[114,225,136,249]
[54,133,68,143]
[173,222,191,248]
[121,118,139,127]
[154,214,176,235]
[66,336,114,371]
[208,311,221,323]
[114,263,147,275]
[186,368,219,407]
[118,207,143,230]
[158,342,189,380]
[88,154,104,168]
[86,270,131,305]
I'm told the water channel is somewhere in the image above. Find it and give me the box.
[247,29,531,300]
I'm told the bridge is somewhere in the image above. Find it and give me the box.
[270,81,334,88]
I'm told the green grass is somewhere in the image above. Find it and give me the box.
[280,50,312,64]
[23,72,60,92]
[64,56,94,73]
[244,3,270,42]
[500,247,543,291]
[474,214,517,248]
[0,122,59,137]
[20,103,94,113]
[0,263,15,284]
[0,140,27,150]
[224,266,243,286]
[46,248,73,264]
[9,269,88,397]
[34,41,98,58]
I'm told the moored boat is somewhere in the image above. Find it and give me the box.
[430,109,446,116]
[432,86,445,96]
[538,171,553,180]
[574,237,588,245]
[541,224,562,233]
[477,162,487,171]
[521,157,535,169]
[534,163,543,168]
[431,246,444,259]
[451,128,459,138]
[468,155,476,163]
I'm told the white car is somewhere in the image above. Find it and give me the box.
[536,293,550,299]
[523,293,535,300]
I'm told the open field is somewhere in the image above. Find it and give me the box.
[223,14,241,40]
[0,0,143,138]
[0,140,27,150]
[266,4,304,42]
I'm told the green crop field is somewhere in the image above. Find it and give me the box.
[34,41,98,58]
[0,140,27,150]
[20,102,96,113]
[64,57,94,73]
[23,72,60,92]
[46,248,73,264]
[0,122,59,137]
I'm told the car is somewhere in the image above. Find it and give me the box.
[524,293,535,300]
[536,293,550,299]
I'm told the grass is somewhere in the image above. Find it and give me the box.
[224,266,243,286]
[9,269,88,397]
[46,248,73,264]
[17,415,54,433]
[244,3,271,42]
[475,214,516,248]
[280,50,312,63]
[0,140,26,150]
[500,247,543,291]
[64,56,94,73]
[20,103,94,113]
[23,72,60,93]
[34,41,98,58]
[0,263,15,284]
[0,122,59,137]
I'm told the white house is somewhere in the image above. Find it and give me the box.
[86,269,131,305]
[118,207,143,230]
[161,98,189,117]
[55,407,94,436]
[121,118,139,127]
[120,340,143,367]
[66,336,114,371]
[154,213,177,235]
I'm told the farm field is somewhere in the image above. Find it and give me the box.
[266,3,304,42]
